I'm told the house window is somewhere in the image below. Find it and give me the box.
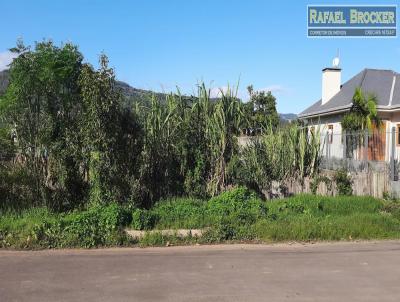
[328,125,333,144]
[397,124,400,145]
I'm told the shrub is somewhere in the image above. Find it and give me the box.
[202,220,257,242]
[206,186,267,225]
[131,208,155,230]
[0,207,58,248]
[151,198,206,229]
[32,203,129,248]
[334,169,353,196]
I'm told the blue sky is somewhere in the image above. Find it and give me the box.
[1,0,399,113]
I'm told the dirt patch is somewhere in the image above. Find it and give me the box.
[125,228,204,239]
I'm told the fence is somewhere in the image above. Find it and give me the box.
[282,167,391,198]
[319,127,400,174]
[320,129,387,161]
[239,127,400,198]
[315,126,400,198]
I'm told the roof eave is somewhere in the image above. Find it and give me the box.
[298,105,351,119]
[299,104,400,119]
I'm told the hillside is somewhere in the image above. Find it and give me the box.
[279,113,298,122]
[116,80,169,104]
[0,70,176,105]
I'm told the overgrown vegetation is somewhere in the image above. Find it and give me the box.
[1,187,400,249]
[230,126,320,196]
[1,40,389,250]
[0,40,320,212]
[0,204,130,248]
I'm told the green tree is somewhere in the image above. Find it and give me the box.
[253,91,279,130]
[342,87,380,131]
[1,40,87,210]
[243,87,279,131]
[1,41,142,210]
[79,54,142,205]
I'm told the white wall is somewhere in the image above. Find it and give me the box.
[383,112,400,162]
[307,115,344,159]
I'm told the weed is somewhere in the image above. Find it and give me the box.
[334,169,353,196]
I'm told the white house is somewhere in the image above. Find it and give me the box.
[299,63,400,163]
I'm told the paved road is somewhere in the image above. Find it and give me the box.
[1,241,400,301]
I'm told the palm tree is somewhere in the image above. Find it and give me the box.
[342,87,380,159]
[342,87,380,132]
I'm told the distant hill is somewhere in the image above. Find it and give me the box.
[116,80,169,104]
[0,70,297,121]
[0,69,182,104]
[279,113,298,123]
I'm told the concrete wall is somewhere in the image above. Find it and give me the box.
[282,165,390,198]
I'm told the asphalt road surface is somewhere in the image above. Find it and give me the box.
[1,241,400,301]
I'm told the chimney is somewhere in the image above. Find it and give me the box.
[322,67,341,105]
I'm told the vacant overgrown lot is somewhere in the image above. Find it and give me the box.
[1,187,400,249]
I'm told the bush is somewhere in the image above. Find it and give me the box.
[151,198,206,229]
[334,169,353,196]
[131,208,155,230]
[202,220,257,242]
[0,203,130,248]
[206,186,267,225]
[56,203,129,247]
[0,207,58,248]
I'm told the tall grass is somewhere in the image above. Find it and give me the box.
[232,125,322,196]
[132,83,243,206]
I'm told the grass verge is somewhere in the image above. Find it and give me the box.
[1,187,400,249]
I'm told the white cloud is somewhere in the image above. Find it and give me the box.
[258,85,285,94]
[0,51,17,71]
[209,86,239,98]
[210,86,226,98]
